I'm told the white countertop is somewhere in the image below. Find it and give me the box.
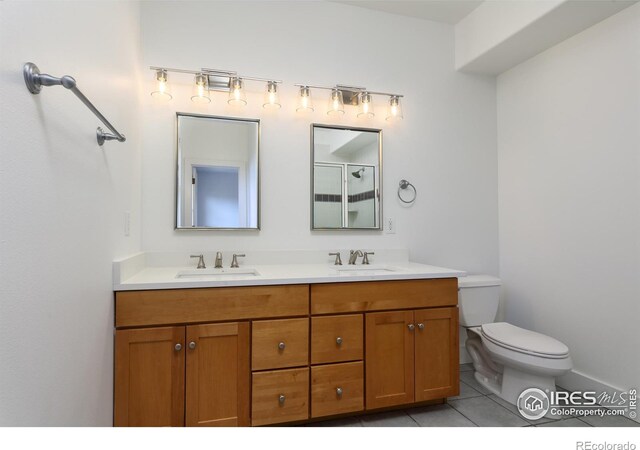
[113,251,466,291]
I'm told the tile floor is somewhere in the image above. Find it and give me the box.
[305,364,640,427]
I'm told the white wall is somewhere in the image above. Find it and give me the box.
[0,1,142,425]
[497,4,640,393]
[140,1,499,275]
[455,0,563,70]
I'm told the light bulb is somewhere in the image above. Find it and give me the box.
[191,73,211,104]
[228,77,247,105]
[386,96,403,121]
[151,69,172,101]
[263,81,281,109]
[357,92,374,118]
[327,88,344,116]
[296,86,314,112]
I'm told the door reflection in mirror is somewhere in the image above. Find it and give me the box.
[176,114,259,229]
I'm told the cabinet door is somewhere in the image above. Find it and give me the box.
[114,327,185,426]
[186,322,250,427]
[365,311,415,409]
[414,307,459,402]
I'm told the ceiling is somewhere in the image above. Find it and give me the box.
[334,0,483,24]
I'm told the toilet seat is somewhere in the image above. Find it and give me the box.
[481,322,569,359]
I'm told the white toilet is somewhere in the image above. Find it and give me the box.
[458,275,573,407]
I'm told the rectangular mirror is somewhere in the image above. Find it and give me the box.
[311,124,382,230]
[176,113,259,229]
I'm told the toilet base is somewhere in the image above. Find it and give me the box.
[499,366,556,405]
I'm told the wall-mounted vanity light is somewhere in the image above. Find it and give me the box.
[294,83,403,119]
[149,66,281,108]
[191,73,210,104]
[358,92,374,118]
[296,86,314,112]
[387,95,403,121]
[151,69,172,101]
[148,66,404,119]
[263,81,281,109]
[228,77,247,105]
[327,88,345,116]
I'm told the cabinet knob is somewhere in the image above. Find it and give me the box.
[278,394,286,405]
[417,323,425,331]
[336,387,343,397]
[189,341,196,349]
[174,343,182,351]
[278,342,286,350]
[336,336,343,345]
[407,324,415,331]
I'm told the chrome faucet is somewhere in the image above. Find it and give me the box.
[190,254,206,269]
[362,251,375,265]
[214,252,223,269]
[329,252,343,265]
[230,253,245,268]
[348,250,363,265]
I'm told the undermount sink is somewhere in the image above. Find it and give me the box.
[331,265,400,275]
[176,268,260,279]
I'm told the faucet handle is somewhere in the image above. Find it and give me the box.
[362,251,375,265]
[190,254,206,269]
[230,253,245,268]
[329,252,342,266]
[214,251,223,268]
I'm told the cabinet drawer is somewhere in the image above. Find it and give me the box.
[252,318,309,370]
[311,315,363,364]
[311,362,364,418]
[115,285,309,328]
[311,279,457,314]
[252,368,309,426]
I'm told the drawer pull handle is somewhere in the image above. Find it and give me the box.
[174,343,182,351]
[407,324,415,331]
[189,341,196,349]
[279,394,286,405]
[336,387,343,397]
[417,323,425,331]
[278,342,286,350]
[336,337,343,345]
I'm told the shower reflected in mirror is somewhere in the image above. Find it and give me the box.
[311,124,381,230]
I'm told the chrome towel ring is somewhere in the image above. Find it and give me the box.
[398,179,417,204]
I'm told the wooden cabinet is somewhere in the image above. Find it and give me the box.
[311,362,364,418]
[114,327,185,427]
[252,368,309,426]
[114,323,250,427]
[365,311,415,409]
[185,323,250,426]
[114,278,459,426]
[252,318,309,370]
[414,307,459,402]
[365,307,459,410]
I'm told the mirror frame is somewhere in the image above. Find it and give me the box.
[310,123,383,231]
[175,112,261,231]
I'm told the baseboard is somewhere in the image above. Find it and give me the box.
[557,369,639,423]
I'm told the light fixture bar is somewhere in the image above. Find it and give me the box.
[150,66,281,94]
[294,83,403,98]
[149,66,205,75]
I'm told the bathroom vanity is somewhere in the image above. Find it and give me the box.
[112,253,464,427]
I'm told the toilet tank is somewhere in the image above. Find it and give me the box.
[458,275,502,327]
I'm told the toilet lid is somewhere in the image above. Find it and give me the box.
[481,322,569,358]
